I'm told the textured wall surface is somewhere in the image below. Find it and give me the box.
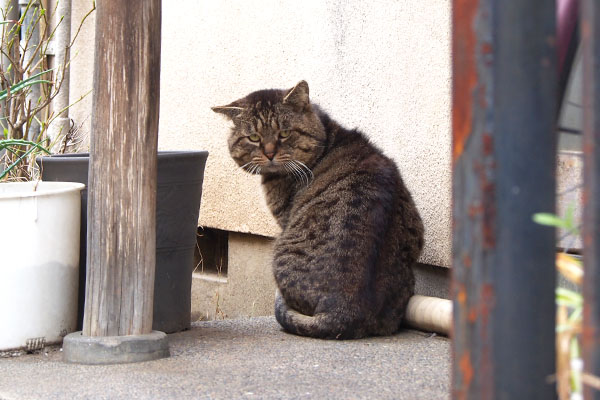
[557,152,583,250]
[69,1,452,267]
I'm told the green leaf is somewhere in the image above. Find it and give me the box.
[556,324,578,333]
[565,204,575,225]
[0,69,53,101]
[533,213,568,229]
[0,138,51,181]
[556,287,583,307]
[563,203,580,235]
[570,339,583,394]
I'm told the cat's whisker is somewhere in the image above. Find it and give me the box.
[290,162,304,184]
[294,160,314,182]
[284,161,301,184]
[289,160,305,185]
[296,166,309,186]
[282,162,292,178]
[290,160,312,186]
[297,163,310,186]
[239,161,254,172]
[241,160,266,176]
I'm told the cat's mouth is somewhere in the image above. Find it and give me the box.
[271,159,314,184]
[258,155,288,172]
[241,158,313,184]
[258,160,285,174]
[240,159,283,175]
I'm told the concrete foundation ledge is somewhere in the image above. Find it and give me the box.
[62,330,170,365]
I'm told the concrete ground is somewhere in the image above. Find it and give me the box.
[0,317,450,400]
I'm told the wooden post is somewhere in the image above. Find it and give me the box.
[83,0,162,337]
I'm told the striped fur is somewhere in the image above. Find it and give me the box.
[213,81,424,339]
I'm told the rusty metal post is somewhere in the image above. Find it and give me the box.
[582,0,600,398]
[452,1,557,398]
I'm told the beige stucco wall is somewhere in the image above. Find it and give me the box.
[68,1,452,268]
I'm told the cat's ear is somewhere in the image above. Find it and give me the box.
[283,80,310,111]
[211,103,246,120]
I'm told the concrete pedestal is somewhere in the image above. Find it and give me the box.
[63,331,169,365]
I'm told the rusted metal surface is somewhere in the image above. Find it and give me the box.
[582,0,600,398]
[452,0,478,164]
[452,1,557,398]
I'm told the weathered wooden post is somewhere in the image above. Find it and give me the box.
[582,0,600,398]
[63,0,168,364]
[452,0,557,397]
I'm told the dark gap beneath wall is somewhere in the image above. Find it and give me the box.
[194,227,228,277]
[413,263,450,300]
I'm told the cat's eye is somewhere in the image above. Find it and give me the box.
[279,130,291,139]
[248,134,261,142]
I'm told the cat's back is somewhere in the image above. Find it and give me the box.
[316,108,399,178]
[283,121,416,261]
[297,119,402,211]
[292,115,423,259]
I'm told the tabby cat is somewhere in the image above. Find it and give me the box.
[212,81,424,339]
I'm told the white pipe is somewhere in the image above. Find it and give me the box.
[19,0,41,140]
[0,0,18,135]
[405,295,452,336]
[48,0,71,143]
[1,0,18,74]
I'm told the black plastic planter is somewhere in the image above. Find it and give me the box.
[36,151,209,333]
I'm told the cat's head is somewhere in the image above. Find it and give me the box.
[212,81,326,179]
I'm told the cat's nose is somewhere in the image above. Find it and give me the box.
[264,142,276,160]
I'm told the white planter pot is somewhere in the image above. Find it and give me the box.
[0,181,85,351]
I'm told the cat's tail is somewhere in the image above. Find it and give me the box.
[274,291,366,340]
